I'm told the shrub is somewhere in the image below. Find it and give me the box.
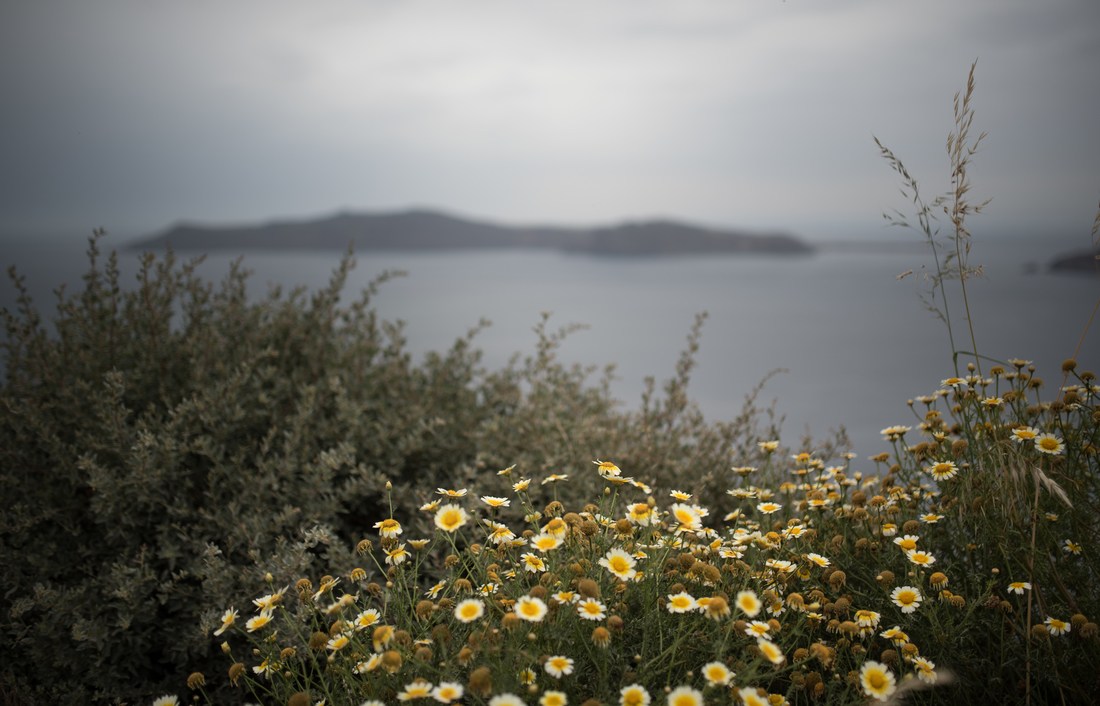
[1,238,781,705]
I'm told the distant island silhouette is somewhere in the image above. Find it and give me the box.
[1048,247,1100,275]
[129,209,814,257]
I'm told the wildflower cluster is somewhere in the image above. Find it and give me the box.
[200,373,1098,706]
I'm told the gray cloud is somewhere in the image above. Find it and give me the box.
[2,0,1098,240]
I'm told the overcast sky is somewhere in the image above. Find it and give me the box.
[2,0,1098,242]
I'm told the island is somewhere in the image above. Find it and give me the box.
[128,209,814,257]
[1049,248,1099,275]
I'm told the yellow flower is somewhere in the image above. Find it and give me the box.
[925,461,958,481]
[758,440,780,453]
[855,609,881,628]
[1034,434,1065,455]
[374,518,402,538]
[541,691,568,706]
[327,634,350,651]
[489,695,526,706]
[521,553,547,573]
[670,503,704,531]
[906,549,936,567]
[1045,617,1070,636]
[620,685,651,706]
[385,543,409,566]
[1008,581,1031,595]
[454,598,485,623]
[515,595,548,622]
[552,591,578,605]
[481,495,511,508]
[756,637,784,665]
[756,502,782,514]
[245,609,274,632]
[893,535,920,552]
[880,425,911,441]
[666,686,703,706]
[354,654,382,674]
[398,679,435,701]
[372,625,395,652]
[890,586,922,613]
[512,478,531,492]
[737,688,768,706]
[544,655,574,679]
[1011,426,1040,443]
[911,656,938,684]
[577,599,607,621]
[436,488,468,497]
[432,682,465,704]
[702,595,730,621]
[252,587,287,611]
[542,473,570,484]
[599,548,638,581]
[879,626,908,645]
[670,489,693,501]
[213,608,238,636]
[666,592,697,614]
[531,533,563,552]
[744,620,771,638]
[434,504,468,533]
[806,553,830,568]
[859,660,897,702]
[701,661,732,686]
[626,503,655,526]
[152,696,179,706]
[736,590,762,618]
[594,459,621,477]
[354,609,382,630]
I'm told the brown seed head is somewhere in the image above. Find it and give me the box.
[287,693,312,706]
[468,666,493,696]
[308,631,329,651]
[578,578,601,598]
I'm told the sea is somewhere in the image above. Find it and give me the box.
[2,229,1097,462]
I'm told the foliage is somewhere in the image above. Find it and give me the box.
[0,237,782,705]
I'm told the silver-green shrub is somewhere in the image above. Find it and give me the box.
[0,235,785,704]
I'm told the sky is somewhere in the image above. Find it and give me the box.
[2,0,1099,243]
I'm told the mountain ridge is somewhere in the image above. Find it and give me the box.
[128,209,814,256]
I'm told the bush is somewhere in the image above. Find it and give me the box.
[1,238,781,705]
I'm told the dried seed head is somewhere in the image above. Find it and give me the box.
[287,693,311,706]
[578,578,601,598]
[308,631,329,651]
[468,666,493,696]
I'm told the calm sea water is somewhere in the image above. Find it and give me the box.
[2,231,1097,459]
